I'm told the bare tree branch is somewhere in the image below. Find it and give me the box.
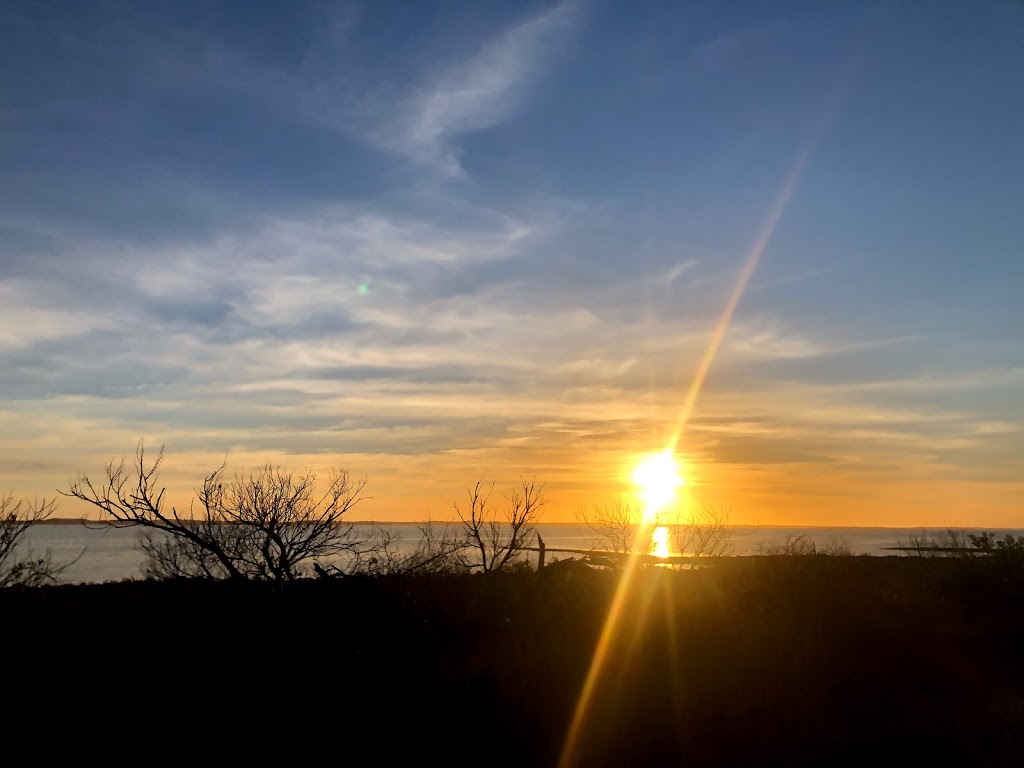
[454,477,545,572]
[347,518,464,576]
[670,503,738,559]
[63,441,371,584]
[1,494,74,587]
[575,497,649,555]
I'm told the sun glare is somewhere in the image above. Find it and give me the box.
[632,450,683,518]
[651,526,670,558]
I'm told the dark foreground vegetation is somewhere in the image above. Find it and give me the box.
[7,556,1024,766]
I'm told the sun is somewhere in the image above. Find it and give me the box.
[632,450,684,518]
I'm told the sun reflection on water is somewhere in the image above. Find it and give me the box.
[651,526,670,558]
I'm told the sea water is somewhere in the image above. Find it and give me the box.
[14,522,1024,585]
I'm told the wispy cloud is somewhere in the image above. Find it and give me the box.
[5,192,1020,524]
[379,1,579,174]
[689,21,798,74]
[724,324,917,362]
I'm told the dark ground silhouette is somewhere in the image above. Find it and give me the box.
[6,557,1024,766]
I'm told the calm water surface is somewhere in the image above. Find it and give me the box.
[18,522,1024,584]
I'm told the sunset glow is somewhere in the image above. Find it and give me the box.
[4,3,1024,766]
[632,451,684,519]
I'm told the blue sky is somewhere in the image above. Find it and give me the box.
[1,0,1022,524]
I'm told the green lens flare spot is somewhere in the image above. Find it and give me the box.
[357,283,369,296]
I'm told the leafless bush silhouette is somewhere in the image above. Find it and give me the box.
[454,478,545,572]
[0,494,72,587]
[65,442,374,583]
[818,537,854,556]
[671,503,737,558]
[575,497,650,554]
[756,533,852,556]
[898,528,972,558]
[348,518,464,576]
[757,534,816,556]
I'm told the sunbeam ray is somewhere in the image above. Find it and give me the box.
[558,87,845,767]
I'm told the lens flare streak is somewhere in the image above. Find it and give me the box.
[667,140,818,455]
[558,98,840,766]
[557,518,658,768]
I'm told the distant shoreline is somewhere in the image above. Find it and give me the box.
[36,517,1024,532]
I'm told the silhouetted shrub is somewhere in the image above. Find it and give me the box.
[756,533,853,556]
[453,477,545,572]
[65,442,376,583]
[0,493,69,587]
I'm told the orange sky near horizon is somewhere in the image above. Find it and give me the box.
[8,421,1022,529]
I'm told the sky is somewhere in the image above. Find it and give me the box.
[1,0,1022,526]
